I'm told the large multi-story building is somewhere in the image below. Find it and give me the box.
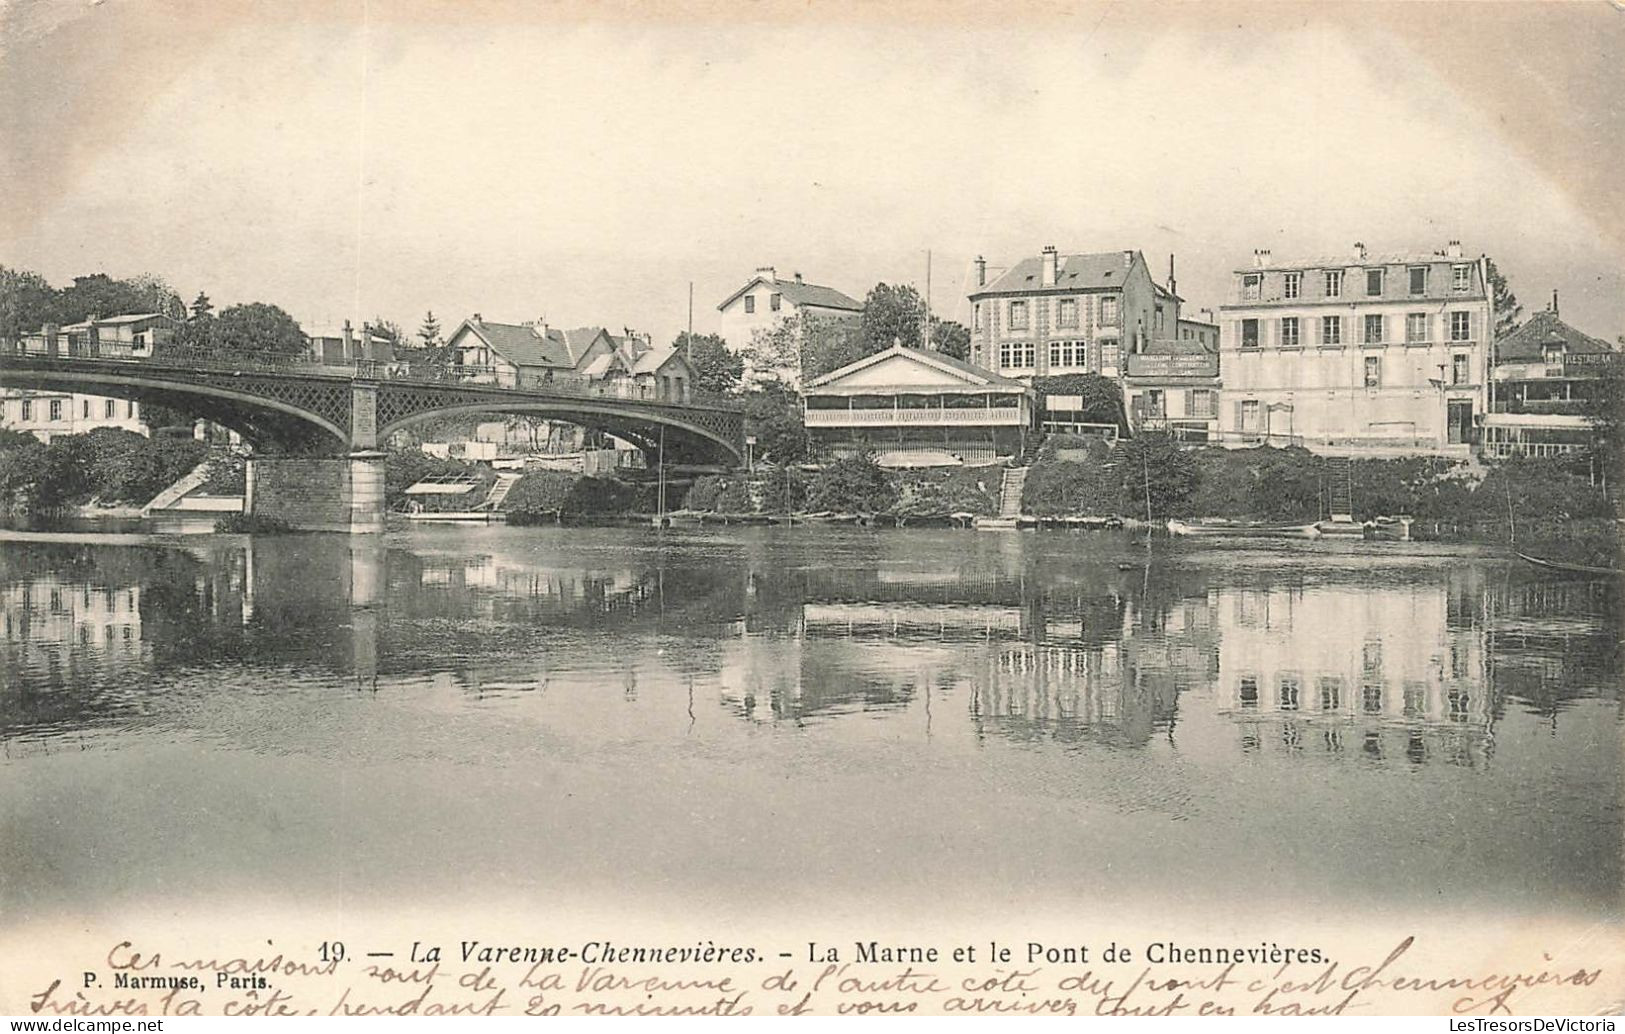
[716,267,864,388]
[1216,242,1493,455]
[967,247,1178,382]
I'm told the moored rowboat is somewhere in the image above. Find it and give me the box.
[1167,519,1321,539]
[1515,552,1625,577]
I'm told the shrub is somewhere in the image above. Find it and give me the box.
[808,450,897,513]
[1022,460,1116,517]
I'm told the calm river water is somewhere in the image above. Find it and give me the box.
[2,526,1620,926]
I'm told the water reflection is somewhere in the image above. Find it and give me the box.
[3,529,1621,918]
[3,534,1619,756]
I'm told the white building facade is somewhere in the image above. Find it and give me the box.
[1216,242,1493,455]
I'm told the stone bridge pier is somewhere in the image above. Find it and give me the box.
[244,383,387,533]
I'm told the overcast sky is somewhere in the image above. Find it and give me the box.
[3,0,1622,344]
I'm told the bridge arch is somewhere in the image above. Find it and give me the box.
[0,361,351,453]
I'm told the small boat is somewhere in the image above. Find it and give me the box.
[1515,552,1625,577]
[1167,518,1321,539]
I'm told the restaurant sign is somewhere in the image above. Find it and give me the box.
[1126,352,1219,378]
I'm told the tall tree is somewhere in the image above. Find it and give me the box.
[212,302,307,356]
[0,266,59,342]
[859,282,928,351]
[1485,258,1523,340]
[673,331,743,396]
[189,291,214,320]
[930,318,971,361]
[417,310,443,349]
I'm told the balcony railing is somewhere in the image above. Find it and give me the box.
[804,406,1026,427]
[1,339,740,411]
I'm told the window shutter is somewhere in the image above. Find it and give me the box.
[1233,400,1244,431]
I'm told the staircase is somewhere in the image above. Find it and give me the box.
[142,461,212,516]
[482,472,522,511]
[999,466,1028,518]
[1327,456,1353,521]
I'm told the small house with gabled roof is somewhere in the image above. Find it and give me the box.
[443,317,617,388]
[803,345,1035,467]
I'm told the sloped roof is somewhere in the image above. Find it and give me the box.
[975,251,1142,296]
[95,312,175,325]
[631,346,688,375]
[1237,251,1476,272]
[555,326,613,365]
[807,344,1030,391]
[718,275,863,312]
[451,319,573,368]
[1495,309,1618,362]
[1139,338,1217,356]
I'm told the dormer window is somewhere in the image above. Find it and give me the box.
[1452,264,1471,292]
[1284,272,1302,300]
[1242,274,1261,301]
[1544,343,1564,368]
[1409,266,1428,295]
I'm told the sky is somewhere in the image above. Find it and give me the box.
[2,0,1622,345]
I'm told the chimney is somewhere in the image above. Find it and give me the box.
[793,272,803,284]
[1551,290,1559,317]
[343,318,354,351]
[1354,241,1367,261]
[1446,240,1463,259]
[755,266,776,283]
[473,312,482,323]
[1041,245,1058,287]
[1123,250,1134,269]
[1252,249,1271,269]
[974,255,986,287]
[1167,253,1177,298]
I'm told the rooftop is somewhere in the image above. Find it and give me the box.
[718,273,863,313]
[975,251,1143,296]
[1495,309,1619,363]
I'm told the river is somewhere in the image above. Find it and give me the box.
[2,526,1619,929]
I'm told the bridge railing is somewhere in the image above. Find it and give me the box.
[1,339,742,412]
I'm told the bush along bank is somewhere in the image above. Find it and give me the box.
[0,426,208,515]
[683,457,1001,521]
[1021,434,1618,525]
[504,471,655,525]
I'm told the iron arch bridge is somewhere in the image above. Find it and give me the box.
[0,351,746,466]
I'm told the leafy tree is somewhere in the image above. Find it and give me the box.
[0,266,59,342]
[212,302,307,356]
[56,273,181,323]
[127,274,187,319]
[930,319,970,361]
[369,317,404,345]
[1485,258,1523,340]
[859,282,928,351]
[674,331,743,396]
[189,292,214,320]
[745,311,869,386]
[743,382,809,464]
[1032,372,1128,434]
[0,435,47,509]
[808,448,897,513]
[1581,364,1625,496]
